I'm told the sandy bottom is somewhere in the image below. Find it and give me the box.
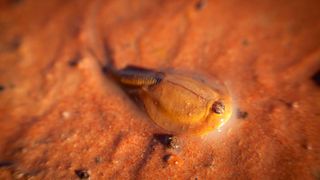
[0,0,320,179]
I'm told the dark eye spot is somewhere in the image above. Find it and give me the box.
[211,101,225,114]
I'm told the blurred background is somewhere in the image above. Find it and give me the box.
[0,0,319,179]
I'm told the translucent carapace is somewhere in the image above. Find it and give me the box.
[110,66,233,135]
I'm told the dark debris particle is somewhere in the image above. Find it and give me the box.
[68,52,82,67]
[242,39,249,46]
[0,36,22,52]
[311,69,320,86]
[153,134,180,149]
[0,85,4,92]
[301,141,313,150]
[10,36,22,50]
[277,99,300,109]
[75,169,90,179]
[0,161,13,168]
[237,109,248,119]
[161,154,180,165]
[313,169,320,180]
[195,0,206,10]
[162,154,172,162]
[286,101,299,109]
[9,0,24,5]
[94,156,103,164]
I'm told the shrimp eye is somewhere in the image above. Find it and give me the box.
[211,101,225,114]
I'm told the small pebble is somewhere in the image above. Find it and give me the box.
[304,143,313,150]
[62,111,71,119]
[162,154,180,165]
[74,169,90,179]
[153,134,180,149]
[68,53,82,67]
[13,171,25,179]
[290,102,299,109]
[162,154,171,162]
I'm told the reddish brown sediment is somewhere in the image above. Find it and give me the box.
[0,0,320,179]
